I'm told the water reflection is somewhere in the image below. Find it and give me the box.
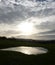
[1,46,48,55]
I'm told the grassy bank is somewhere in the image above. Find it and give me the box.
[0,37,55,65]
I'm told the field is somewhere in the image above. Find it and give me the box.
[0,37,55,65]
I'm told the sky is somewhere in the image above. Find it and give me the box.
[0,0,55,40]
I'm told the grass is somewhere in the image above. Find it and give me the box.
[0,38,55,65]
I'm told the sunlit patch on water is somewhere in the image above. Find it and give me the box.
[1,46,48,55]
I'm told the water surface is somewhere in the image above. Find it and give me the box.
[1,46,48,55]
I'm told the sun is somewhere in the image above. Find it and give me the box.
[18,22,34,35]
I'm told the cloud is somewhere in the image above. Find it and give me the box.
[37,21,55,30]
[38,29,55,36]
[31,33,55,40]
[36,35,55,40]
[0,30,21,37]
[0,5,29,24]
[0,0,55,24]
[0,0,55,40]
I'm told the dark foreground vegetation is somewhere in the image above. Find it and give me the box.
[0,37,55,65]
